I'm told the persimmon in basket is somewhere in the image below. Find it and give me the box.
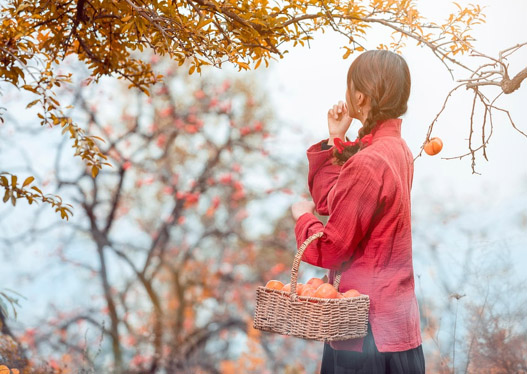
[265,280,284,290]
[314,283,339,299]
[282,283,305,294]
[342,289,361,298]
[300,285,316,297]
[296,283,305,294]
[306,277,324,289]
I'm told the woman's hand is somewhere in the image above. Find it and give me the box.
[327,101,353,145]
[291,200,316,221]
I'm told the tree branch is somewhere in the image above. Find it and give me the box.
[501,66,527,94]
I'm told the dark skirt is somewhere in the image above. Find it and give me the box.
[320,326,425,374]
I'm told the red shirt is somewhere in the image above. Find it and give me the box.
[294,118,422,352]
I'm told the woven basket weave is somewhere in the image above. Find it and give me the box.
[253,232,370,342]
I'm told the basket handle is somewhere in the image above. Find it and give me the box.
[290,232,342,299]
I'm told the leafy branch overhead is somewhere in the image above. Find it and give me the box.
[0,173,73,219]
[0,0,486,124]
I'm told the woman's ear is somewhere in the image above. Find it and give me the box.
[355,90,365,107]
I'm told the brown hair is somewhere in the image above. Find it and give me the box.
[333,50,411,165]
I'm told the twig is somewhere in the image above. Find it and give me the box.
[468,88,479,174]
[491,105,527,138]
[499,42,527,59]
[464,284,490,374]
[414,83,465,161]
[450,293,466,374]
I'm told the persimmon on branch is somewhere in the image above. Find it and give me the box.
[416,42,527,174]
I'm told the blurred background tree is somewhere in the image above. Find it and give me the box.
[1,56,325,373]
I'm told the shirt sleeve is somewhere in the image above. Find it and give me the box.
[295,154,384,270]
[306,140,342,215]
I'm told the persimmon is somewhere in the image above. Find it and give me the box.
[282,283,305,294]
[265,280,284,290]
[336,293,345,299]
[300,285,318,302]
[300,285,316,297]
[296,283,305,294]
[424,137,443,156]
[342,289,361,298]
[314,283,339,299]
[306,277,324,289]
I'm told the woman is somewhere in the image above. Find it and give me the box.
[291,50,425,374]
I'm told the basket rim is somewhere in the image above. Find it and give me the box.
[256,285,370,303]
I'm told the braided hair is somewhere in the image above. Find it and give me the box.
[333,50,411,165]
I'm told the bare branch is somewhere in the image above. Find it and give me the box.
[468,89,479,174]
[501,66,527,94]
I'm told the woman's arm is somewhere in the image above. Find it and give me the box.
[306,142,341,215]
[307,101,353,215]
[294,154,383,269]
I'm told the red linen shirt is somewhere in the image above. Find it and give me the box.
[294,118,422,352]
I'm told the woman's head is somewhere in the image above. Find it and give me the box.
[334,50,411,165]
[347,50,411,136]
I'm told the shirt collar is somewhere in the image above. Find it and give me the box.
[371,118,402,142]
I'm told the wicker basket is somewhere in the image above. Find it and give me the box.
[253,232,370,342]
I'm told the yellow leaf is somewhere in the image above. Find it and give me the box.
[3,189,10,203]
[91,166,99,178]
[22,176,34,187]
[121,21,135,33]
[237,61,250,70]
[26,99,40,108]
